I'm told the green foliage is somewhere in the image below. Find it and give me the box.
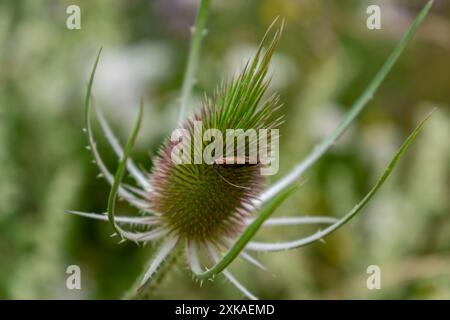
[1,0,449,299]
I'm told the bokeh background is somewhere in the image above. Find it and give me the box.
[0,0,449,299]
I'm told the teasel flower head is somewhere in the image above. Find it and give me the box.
[149,26,283,246]
[67,1,433,300]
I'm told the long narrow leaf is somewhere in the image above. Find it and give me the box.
[258,0,434,204]
[247,111,435,251]
[83,48,145,235]
[194,110,433,279]
[107,100,143,236]
[192,1,434,280]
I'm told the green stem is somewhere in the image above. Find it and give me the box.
[177,0,210,125]
[125,247,182,299]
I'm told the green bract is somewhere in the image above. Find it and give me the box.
[149,22,283,243]
[67,0,434,300]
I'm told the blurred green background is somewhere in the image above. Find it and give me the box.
[0,0,449,299]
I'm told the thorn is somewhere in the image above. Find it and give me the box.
[92,160,96,164]
[110,233,118,238]
[202,29,208,36]
[118,238,126,244]
[82,128,87,132]
[190,26,196,34]
[319,238,326,244]
[85,146,91,150]
[97,173,104,178]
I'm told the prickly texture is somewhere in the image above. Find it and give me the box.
[149,24,283,243]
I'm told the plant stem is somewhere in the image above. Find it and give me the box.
[124,246,182,299]
[124,0,211,300]
[177,0,210,125]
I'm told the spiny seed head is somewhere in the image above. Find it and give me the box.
[149,22,284,244]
